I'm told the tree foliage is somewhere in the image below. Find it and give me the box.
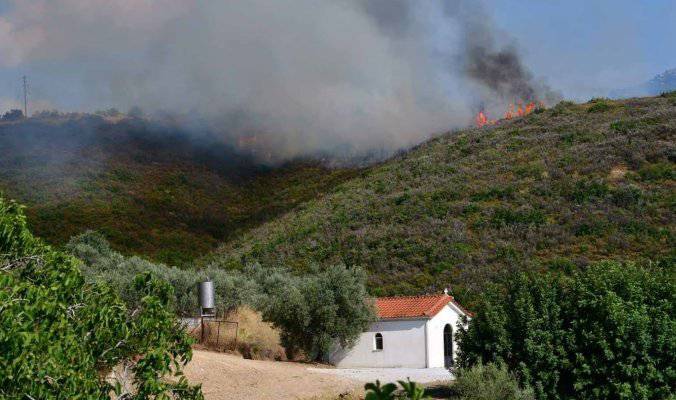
[1,109,23,121]
[67,230,258,316]
[253,264,375,360]
[69,231,374,362]
[457,261,675,399]
[0,197,202,399]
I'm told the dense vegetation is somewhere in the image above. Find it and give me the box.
[457,261,675,400]
[0,113,358,265]
[68,230,374,361]
[67,230,256,316]
[205,95,675,300]
[2,95,673,302]
[0,197,202,399]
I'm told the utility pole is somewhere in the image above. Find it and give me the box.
[22,76,28,118]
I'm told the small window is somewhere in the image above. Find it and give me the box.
[374,333,383,350]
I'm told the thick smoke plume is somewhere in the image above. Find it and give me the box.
[467,45,538,102]
[0,0,558,163]
[444,1,561,110]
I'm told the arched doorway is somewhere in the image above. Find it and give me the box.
[443,324,453,368]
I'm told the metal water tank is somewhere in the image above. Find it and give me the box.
[198,280,215,316]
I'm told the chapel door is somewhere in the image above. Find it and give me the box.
[443,324,453,368]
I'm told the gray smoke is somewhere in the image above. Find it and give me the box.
[0,0,559,163]
[444,1,562,107]
[466,44,537,102]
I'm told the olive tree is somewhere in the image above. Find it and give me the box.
[253,264,375,360]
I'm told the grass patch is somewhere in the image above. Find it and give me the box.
[470,186,515,201]
[610,120,638,133]
[491,207,546,227]
[588,101,612,113]
[638,162,675,181]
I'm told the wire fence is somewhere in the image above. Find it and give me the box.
[186,318,239,351]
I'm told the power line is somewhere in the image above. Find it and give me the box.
[22,76,29,118]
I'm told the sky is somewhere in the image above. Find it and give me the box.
[490,0,676,98]
[0,0,674,160]
[1,0,673,113]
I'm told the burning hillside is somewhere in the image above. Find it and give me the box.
[475,101,544,128]
[0,0,560,163]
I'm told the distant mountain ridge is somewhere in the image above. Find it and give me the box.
[610,68,676,98]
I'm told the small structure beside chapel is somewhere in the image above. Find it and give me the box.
[328,291,471,368]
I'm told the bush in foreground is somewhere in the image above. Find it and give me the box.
[457,261,675,399]
[0,198,202,398]
[364,379,429,400]
[453,363,534,400]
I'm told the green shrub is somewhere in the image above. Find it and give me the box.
[462,203,481,215]
[587,101,611,113]
[611,184,644,208]
[574,219,610,236]
[610,120,638,133]
[569,179,609,203]
[364,379,430,400]
[660,90,676,99]
[364,380,398,400]
[0,197,202,399]
[457,261,675,400]
[471,186,515,202]
[550,101,576,116]
[491,208,545,227]
[544,258,577,274]
[453,363,534,400]
[638,162,675,182]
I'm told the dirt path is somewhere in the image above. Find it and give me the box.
[184,350,361,400]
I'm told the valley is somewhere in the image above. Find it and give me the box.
[0,114,359,265]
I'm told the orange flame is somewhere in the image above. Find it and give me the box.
[476,111,488,128]
[504,104,515,120]
[517,102,525,117]
[525,102,536,114]
[475,101,542,128]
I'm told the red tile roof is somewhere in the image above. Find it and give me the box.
[375,294,472,319]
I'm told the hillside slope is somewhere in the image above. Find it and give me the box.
[204,94,675,298]
[0,114,358,264]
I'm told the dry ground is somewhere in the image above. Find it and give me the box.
[184,350,362,400]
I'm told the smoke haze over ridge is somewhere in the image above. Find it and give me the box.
[0,0,558,161]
